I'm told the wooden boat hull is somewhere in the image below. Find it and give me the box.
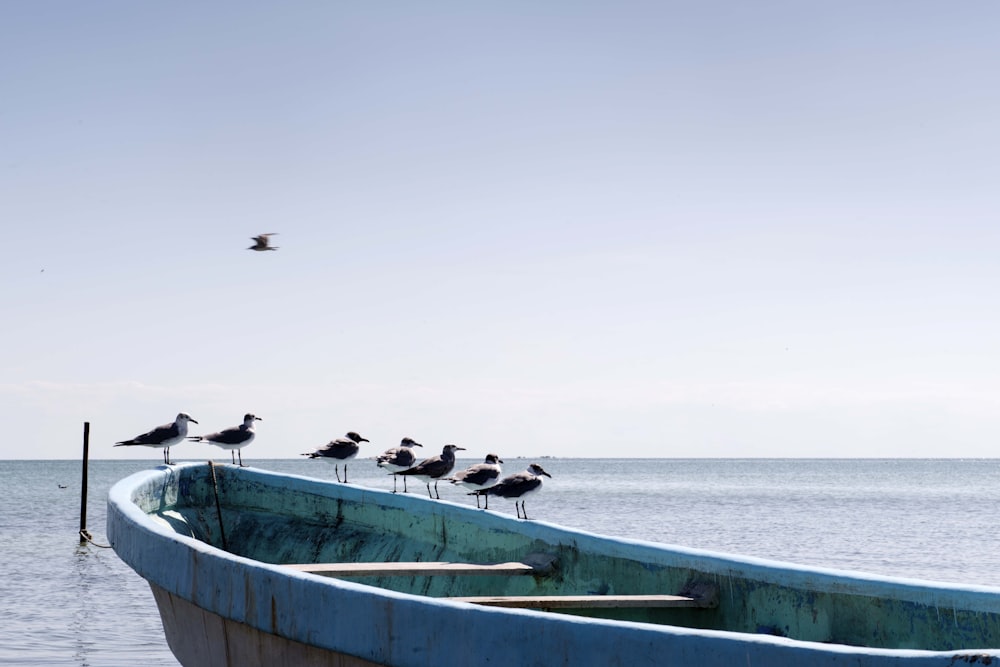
[107,463,1000,666]
[149,584,382,667]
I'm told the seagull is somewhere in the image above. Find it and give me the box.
[448,453,503,508]
[114,413,198,465]
[248,233,278,251]
[303,431,369,482]
[397,444,465,499]
[471,463,552,519]
[376,437,424,493]
[188,413,261,467]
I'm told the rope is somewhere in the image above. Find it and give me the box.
[209,460,228,551]
[79,529,113,548]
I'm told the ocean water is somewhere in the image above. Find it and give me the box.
[4,457,1000,666]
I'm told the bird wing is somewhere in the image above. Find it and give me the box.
[487,473,542,498]
[376,447,401,463]
[318,440,358,458]
[399,456,444,476]
[203,426,252,445]
[118,421,178,445]
[453,464,497,485]
[378,447,415,467]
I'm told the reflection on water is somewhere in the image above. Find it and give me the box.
[1,460,180,666]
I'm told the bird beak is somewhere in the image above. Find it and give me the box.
[255,416,263,421]
[542,471,552,478]
[190,418,199,424]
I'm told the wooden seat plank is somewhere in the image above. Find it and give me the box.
[447,594,704,609]
[286,561,536,577]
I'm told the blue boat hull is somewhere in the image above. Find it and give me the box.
[107,463,1000,666]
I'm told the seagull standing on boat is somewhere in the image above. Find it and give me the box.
[397,444,465,499]
[375,437,424,493]
[303,431,369,483]
[472,463,552,519]
[447,453,503,508]
[114,413,198,465]
[248,233,278,251]
[188,413,261,467]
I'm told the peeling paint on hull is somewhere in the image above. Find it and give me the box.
[108,463,1000,666]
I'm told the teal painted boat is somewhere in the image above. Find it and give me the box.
[108,462,1000,666]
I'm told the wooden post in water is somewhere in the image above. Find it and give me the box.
[79,421,91,543]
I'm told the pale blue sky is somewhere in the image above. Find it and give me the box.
[3,2,1000,459]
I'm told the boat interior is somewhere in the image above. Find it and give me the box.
[141,463,1000,652]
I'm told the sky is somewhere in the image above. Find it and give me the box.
[3,2,1000,460]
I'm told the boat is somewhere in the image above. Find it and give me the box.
[107,462,1000,666]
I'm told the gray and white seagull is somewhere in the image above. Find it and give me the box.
[303,431,369,483]
[114,412,198,465]
[397,444,465,499]
[248,233,278,251]
[471,463,551,519]
[375,437,424,493]
[188,413,261,467]
[448,453,503,508]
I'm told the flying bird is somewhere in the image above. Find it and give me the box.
[248,233,278,251]
[471,463,552,519]
[375,437,424,493]
[303,431,369,483]
[114,413,198,465]
[448,453,503,508]
[397,444,465,499]
[188,413,261,467]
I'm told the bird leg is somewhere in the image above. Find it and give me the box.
[402,476,408,493]
[164,448,171,465]
[520,502,529,520]
[335,466,343,483]
[484,494,489,510]
[425,483,433,499]
[238,450,245,467]
[392,474,398,493]
[434,480,441,499]
[474,494,481,509]
[343,464,349,483]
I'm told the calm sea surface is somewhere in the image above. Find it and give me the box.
[4,458,1000,665]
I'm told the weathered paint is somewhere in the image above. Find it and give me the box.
[149,584,384,667]
[108,463,1000,667]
